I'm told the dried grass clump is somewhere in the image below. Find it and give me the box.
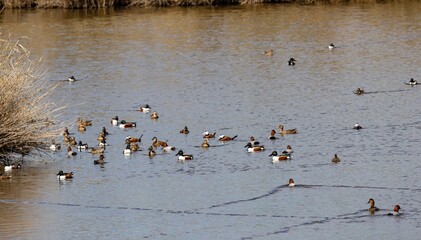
[0,32,64,160]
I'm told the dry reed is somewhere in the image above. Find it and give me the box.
[0,32,64,161]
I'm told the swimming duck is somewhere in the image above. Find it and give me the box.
[63,127,70,136]
[97,133,106,142]
[139,104,151,113]
[387,205,401,216]
[281,145,294,156]
[151,137,167,148]
[278,124,297,134]
[354,88,365,95]
[368,198,380,213]
[123,143,132,155]
[288,58,296,66]
[268,130,277,140]
[119,120,136,128]
[125,135,143,144]
[63,133,71,143]
[262,49,273,56]
[111,116,119,126]
[408,78,418,85]
[77,118,92,126]
[328,43,336,50]
[248,136,260,147]
[90,147,105,154]
[180,126,190,134]
[218,135,238,141]
[68,76,76,82]
[353,123,363,130]
[150,111,159,119]
[77,141,89,150]
[93,155,106,165]
[148,146,156,158]
[101,127,109,136]
[245,142,265,152]
[288,178,295,187]
[129,142,140,151]
[331,154,340,163]
[201,139,210,148]
[175,150,194,161]
[67,146,77,157]
[269,151,290,163]
[203,131,216,138]
[69,136,77,146]
[57,170,73,180]
[161,141,176,152]
[50,139,61,151]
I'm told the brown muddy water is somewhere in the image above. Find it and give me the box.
[0,2,421,239]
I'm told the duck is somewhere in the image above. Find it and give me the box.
[57,170,73,180]
[268,130,277,140]
[175,150,194,161]
[67,146,77,157]
[77,124,86,132]
[123,144,132,155]
[408,78,418,85]
[63,127,70,136]
[278,124,297,134]
[331,154,341,163]
[248,136,260,147]
[288,178,295,187]
[63,133,71,143]
[354,88,365,95]
[218,135,238,141]
[90,147,105,154]
[180,126,189,134]
[77,118,92,126]
[269,151,290,163]
[93,155,106,165]
[262,49,273,56]
[139,104,151,113]
[201,139,210,148]
[111,116,119,126]
[151,137,167,148]
[353,123,363,130]
[148,146,156,158]
[119,120,136,128]
[68,76,76,82]
[77,141,89,150]
[203,131,216,138]
[161,142,176,152]
[97,132,106,142]
[150,111,159,119]
[245,142,265,152]
[281,145,294,156]
[387,205,401,216]
[368,198,380,213]
[288,58,296,66]
[328,43,336,50]
[98,139,108,147]
[69,137,77,146]
[50,139,61,151]
[101,127,109,136]
[125,135,143,144]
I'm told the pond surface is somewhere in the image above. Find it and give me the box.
[1,2,421,239]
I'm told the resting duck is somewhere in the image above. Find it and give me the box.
[176,150,194,161]
[123,144,132,155]
[218,135,237,141]
[90,147,105,154]
[278,124,297,134]
[245,142,265,152]
[77,141,89,150]
[353,123,363,130]
[148,146,156,158]
[331,154,340,163]
[150,111,159,119]
[387,205,401,216]
[67,146,77,157]
[111,116,119,126]
[268,130,277,140]
[269,151,290,163]
[282,145,294,156]
[201,139,210,148]
[203,131,216,138]
[161,141,176,152]
[354,88,365,95]
[139,104,151,113]
[368,198,380,213]
[93,155,106,165]
[288,178,295,187]
[119,120,136,128]
[262,49,273,56]
[180,126,190,134]
[68,76,76,82]
[288,58,296,66]
[125,135,143,144]
[328,43,336,50]
[50,139,61,151]
[152,137,167,148]
[57,170,73,180]
[248,136,260,147]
